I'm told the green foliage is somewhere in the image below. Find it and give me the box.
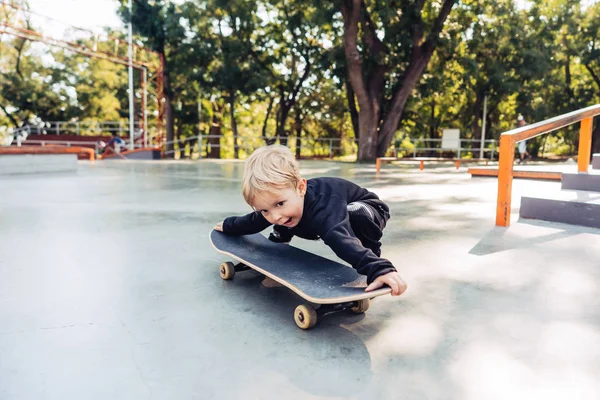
[2,0,600,158]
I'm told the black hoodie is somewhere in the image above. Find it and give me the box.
[222,177,396,283]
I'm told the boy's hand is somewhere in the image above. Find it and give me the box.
[214,221,223,232]
[365,271,407,296]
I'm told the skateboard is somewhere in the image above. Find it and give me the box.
[210,230,391,329]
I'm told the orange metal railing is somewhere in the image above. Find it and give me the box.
[496,104,600,227]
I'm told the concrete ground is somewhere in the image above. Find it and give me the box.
[1,159,599,400]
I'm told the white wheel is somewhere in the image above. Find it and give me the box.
[294,304,318,329]
[351,299,370,313]
[219,262,235,280]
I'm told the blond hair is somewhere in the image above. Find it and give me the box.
[242,145,302,205]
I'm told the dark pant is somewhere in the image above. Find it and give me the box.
[347,202,390,257]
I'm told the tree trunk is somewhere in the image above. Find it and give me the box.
[565,54,574,98]
[176,115,185,159]
[585,64,600,91]
[14,37,26,80]
[0,104,19,128]
[471,91,484,152]
[276,96,292,147]
[229,92,239,159]
[345,78,359,140]
[341,0,457,161]
[340,1,382,161]
[428,98,436,156]
[262,96,275,145]
[208,101,223,159]
[275,58,311,148]
[294,107,304,158]
[163,60,176,159]
[358,112,379,160]
[377,49,443,156]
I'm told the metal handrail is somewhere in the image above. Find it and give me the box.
[496,104,600,227]
[500,104,600,142]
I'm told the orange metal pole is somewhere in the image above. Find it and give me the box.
[420,160,424,170]
[578,117,593,173]
[495,135,515,227]
[376,158,381,173]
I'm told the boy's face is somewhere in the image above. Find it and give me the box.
[251,179,307,228]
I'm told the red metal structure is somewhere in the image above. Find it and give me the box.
[0,1,165,146]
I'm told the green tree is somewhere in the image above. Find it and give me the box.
[339,0,462,161]
[576,1,600,154]
[119,0,189,156]
[253,1,333,145]
[201,0,266,158]
[460,0,551,150]
[0,5,76,128]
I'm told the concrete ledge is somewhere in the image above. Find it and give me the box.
[520,191,600,228]
[101,148,161,160]
[469,167,562,181]
[0,145,94,161]
[561,172,600,192]
[377,157,489,172]
[593,154,600,169]
[0,154,78,175]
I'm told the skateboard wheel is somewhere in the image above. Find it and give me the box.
[294,304,317,330]
[351,299,370,313]
[219,262,236,280]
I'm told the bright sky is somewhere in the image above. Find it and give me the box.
[22,0,599,39]
[26,0,123,37]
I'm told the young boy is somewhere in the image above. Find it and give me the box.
[215,145,407,296]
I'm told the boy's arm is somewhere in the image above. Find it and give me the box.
[220,211,271,235]
[314,196,396,284]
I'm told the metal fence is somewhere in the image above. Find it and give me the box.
[162,135,359,159]
[16,139,147,156]
[6,127,498,161]
[9,122,162,150]
[163,134,498,160]
[13,121,145,137]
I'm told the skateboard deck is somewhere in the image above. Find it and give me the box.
[210,230,391,304]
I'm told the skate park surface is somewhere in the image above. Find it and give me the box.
[1,159,599,400]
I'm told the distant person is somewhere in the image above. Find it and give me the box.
[106,132,126,154]
[517,115,530,164]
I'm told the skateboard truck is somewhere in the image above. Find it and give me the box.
[219,261,370,329]
[293,300,370,329]
[219,261,249,280]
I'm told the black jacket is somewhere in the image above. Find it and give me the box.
[222,177,396,283]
